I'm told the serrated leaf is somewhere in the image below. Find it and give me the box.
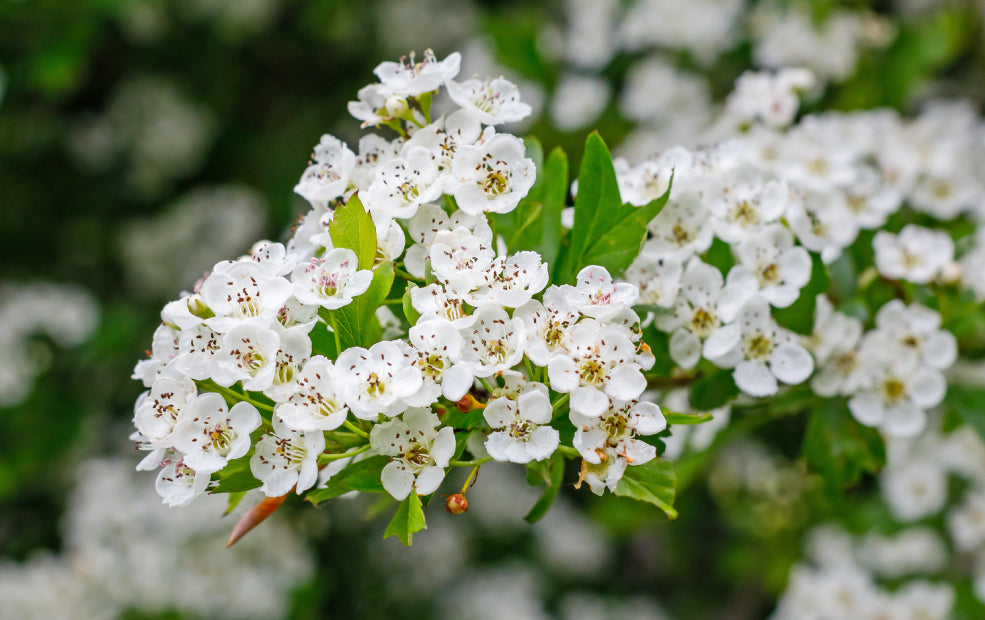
[305,455,388,505]
[614,458,678,520]
[329,193,377,271]
[327,261,395,350]
[384,492,427,546]
[561,133,671,281]
[663,410,714,425]
[524,451,565,523]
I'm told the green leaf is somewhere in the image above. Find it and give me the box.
[329,193,377,271]
[223,491,248,516]
[562,132,670,281]
[326,261,395,349]
[689,368,739,411]
[802,398,885,499]
[308,320,338,360]
[402,285,421,326]
[946,386,985,444]
[495,144,568,265]
[384,492,427,546]
[524,451,566,523]
[525,459,552,486]
[305,455,388,505]
[440,407,487,431]
[663,410,714,425]
[211,453,261,493]
[773,252,830,336]
[614,458,678,520]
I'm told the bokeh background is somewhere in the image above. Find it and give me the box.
[2,0,985,618]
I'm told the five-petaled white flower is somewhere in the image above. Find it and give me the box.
[172,392,261,474]
[370,407,455,500]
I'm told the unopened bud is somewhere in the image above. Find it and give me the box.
[455,393,486,413]
[445,493,469,515]
[187,294,214,319]
[384,95,409,119]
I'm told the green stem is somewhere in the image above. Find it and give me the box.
[394,267,421,282]
[326,312,342,354]
[449,456,493,467]
[317,443,371,465]
[557,445,579,458]
[201,380,274,413]
[551,393,570,420]
[478,377,497,394]
[343,419,370,439]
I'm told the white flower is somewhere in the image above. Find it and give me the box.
[874,224,954,284]
[291,248,373,310]
[348,83,396,128]
[274,355,349,432]
[514,287,581,366]
[469,251,549,308]
[623,242,683,309]
[429,226,496,294]
[366,145,444,219]
[645,193,714,259]
[335,340,423,419]
[707,164,787,243]
[132,371,197,465]
[654,259,734,369]
[561,265,639,321]
[727,223,812,308]
[262,325,312,403]
[172,392,261,473]
[250,414,325,496]
[571,398,665,473]
[209,323,281,390]
[410,283,475,328]
[451,130,535,215]
[293,135,356,207]
[848,353,945,438]
[200,261,293,333]
[374,49,461,97]
[707,296,814,397]
[785,188,858,263]
[461,304,526,377]
[155,453,210,507]
[882,459,949,522]
[870,300,957,371]
[547,321,646,416]
[948,489,985,552]
[447,77,532,125]
[483,381,558,463]
[806,295,868,397]
[369,407,455,500]
[401,319,474,407]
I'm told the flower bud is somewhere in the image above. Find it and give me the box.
[445,493,469,515]
[384,95,409,119]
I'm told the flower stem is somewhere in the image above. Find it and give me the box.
[551,393,570,419]
[317,443,371,465]
[343,419,370,439]
[449,456,493,467]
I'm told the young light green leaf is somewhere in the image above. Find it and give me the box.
[402,284,421,326]
[384,492,427,546]
[329,193,377,271]
[211,453,261,493]
[662,410,714,426]
[614,458,678,520]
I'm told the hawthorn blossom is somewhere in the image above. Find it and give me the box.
[401,319,474,407]
[369,407,455,500]
[514,288,581,366]
[451,131,535,215]
[548,321,647,417]
[562,266,639,321]
[623,243,683,309]
[274,356,349,432]
[410,283,475,328]
[447,77,532,125]
[132,371,197,463]
[571,398,665,479]
[209,323,282,391]
[366,145,444,219]
[461,304,526,377]
[200,261,292,333]
[483,381,559,463]
[294,135,356,207]
[291,248,373,310]
[155,453,210,507]
[374,49,461,97]
[874,224,955,284]
[726,223,812,308]
[848,350,945,437]
[250,414,325,496]
[335,341,423,419]
[469,251,549,308]
[172,392,261,474]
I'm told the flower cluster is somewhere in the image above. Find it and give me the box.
[130,50,668,532]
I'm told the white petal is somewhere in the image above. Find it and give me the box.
[703,324,741,361]
[908,367,946,409]
[669,328,701,369]
[883,403,926,438]
[733,360,778,397]
[769,343,814,385]
[606,365,646,401]
[848,392,884,427]
[381,461,414,500]
[414,466,446,496]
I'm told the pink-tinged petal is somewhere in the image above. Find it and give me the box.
[733,360,778,397]
[769,343,814,385]
[381,461,415,500]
